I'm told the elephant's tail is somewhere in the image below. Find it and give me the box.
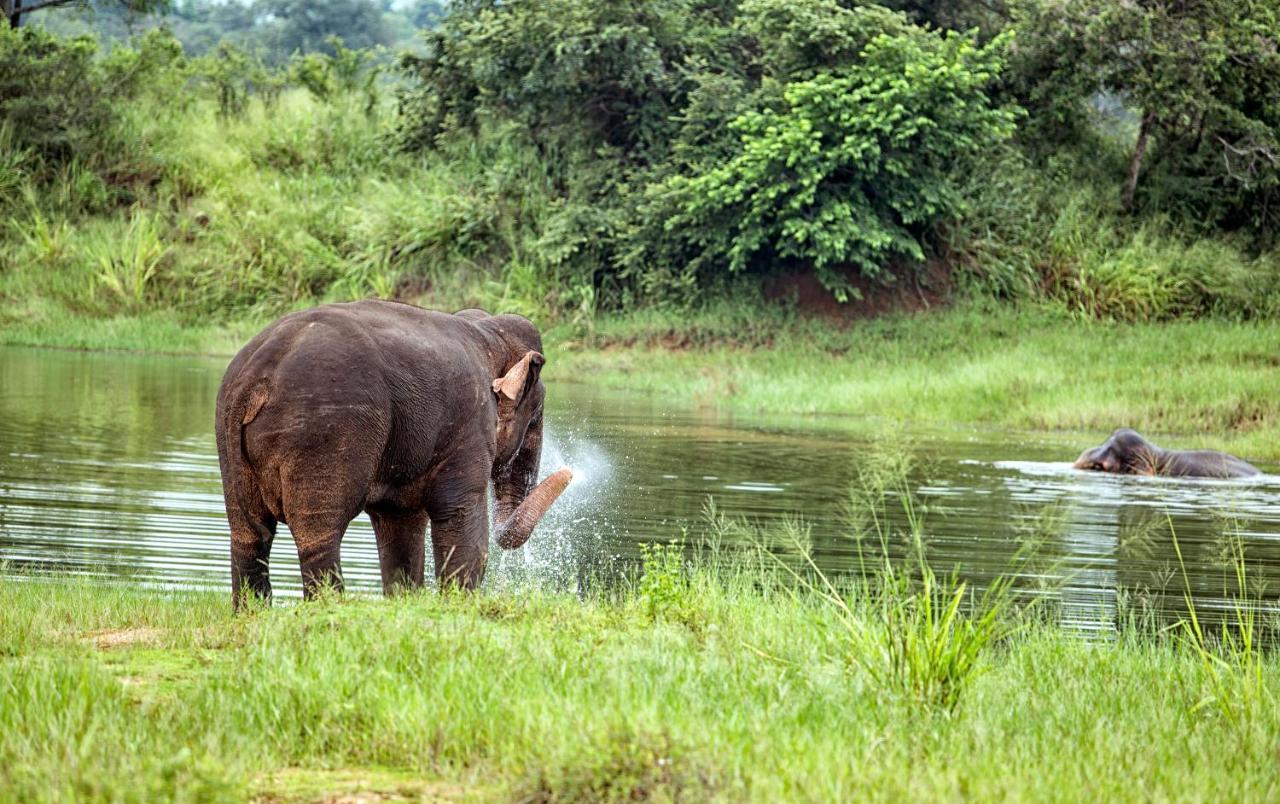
[221,380,270,479]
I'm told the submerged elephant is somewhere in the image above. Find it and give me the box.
[215,300,572,608]
[1073,428,1260,478]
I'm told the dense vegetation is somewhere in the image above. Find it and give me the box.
[3,8,1280,800]
[2,0,1279,332]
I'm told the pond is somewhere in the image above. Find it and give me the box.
[2,345,1278,633]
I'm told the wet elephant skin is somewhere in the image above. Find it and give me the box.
[214,300,566,608]
[1073,428,1260,478]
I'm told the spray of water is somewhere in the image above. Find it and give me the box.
[487,423,617,592]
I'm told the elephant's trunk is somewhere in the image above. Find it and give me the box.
[494,467,573,549]
[493,418,572,549]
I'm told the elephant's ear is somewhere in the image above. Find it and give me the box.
[493,351,545,402]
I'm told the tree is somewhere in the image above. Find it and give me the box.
[1,0,168,28]
[253,0,392,61]
[1012,0,1280,236]
[405,0,444,29]
[648,18,1017,298]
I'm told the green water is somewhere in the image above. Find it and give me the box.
[2,345,1278,632]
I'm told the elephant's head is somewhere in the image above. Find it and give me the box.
[461,310,573,550]
[1073,428,1158,475]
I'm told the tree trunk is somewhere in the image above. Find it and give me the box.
[3,1,20,28]
[1123,110,1155,213]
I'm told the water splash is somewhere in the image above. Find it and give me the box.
[487,423,617,592]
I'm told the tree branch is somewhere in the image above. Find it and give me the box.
[13,0,82,16]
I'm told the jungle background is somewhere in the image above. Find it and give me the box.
[2,0,1280,443]
[4,0,1279,326]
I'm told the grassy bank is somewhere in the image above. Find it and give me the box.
[3,53,1278,459]
[10,299,1277,462]
[3,566,1277,801]
[559,303,1280,462]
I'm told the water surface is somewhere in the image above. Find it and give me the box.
[2,345,1278,633]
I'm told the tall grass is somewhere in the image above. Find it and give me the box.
[92,210,167,308]
[1171,523,1272,732]
[0,89,565,329]
[766,444,1026,714]
[2,557,1278,801]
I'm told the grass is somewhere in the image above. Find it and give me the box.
[2,445,1274,800]
[2,560,1278,802]
[556,301,1280,462]
[4,299,1280,461]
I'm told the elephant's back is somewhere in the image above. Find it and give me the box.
[1165,449,1261,478]
[219,302,493,486]
[222,300,467,392]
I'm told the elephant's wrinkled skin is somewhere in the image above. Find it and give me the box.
[1073,428,1260,478]
[215,300,571,608]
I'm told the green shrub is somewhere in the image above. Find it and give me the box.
[291,36,381,113]
[648,28,1016,300]
[0,27,184,167]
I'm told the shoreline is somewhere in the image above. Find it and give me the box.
[4,302,1280,460]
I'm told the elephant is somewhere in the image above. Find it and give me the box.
[214,300,572,608]
[1072,428,1260,478]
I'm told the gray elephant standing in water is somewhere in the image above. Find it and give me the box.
[1073,428,1260,478]
[215,300,572,609]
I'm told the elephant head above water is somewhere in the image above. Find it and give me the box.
[215,300,573,608]
[1073,428,1260,478]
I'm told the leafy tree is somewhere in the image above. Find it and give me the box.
[292,35,381,112]
[404,0,444,29]
[881,0,1013,39]
[399,0,1019,303]
[1,0,167,29]
[254,0,392,62]
[398,0,737,156]
[1012,0,1280,238]
[647,24,1016,298]
[0,24,181,161]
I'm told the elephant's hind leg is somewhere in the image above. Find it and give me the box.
[369,509,428,594]
[279,452,378,599]
[285,497,362,600]
[289,514,352,599]
[230,512,277,610]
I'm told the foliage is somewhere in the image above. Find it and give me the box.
[399,0,1018,302]
[397,0,723,155]
[635,541,697,624]
[2,0,168,28]
[291,35,381,112]
[194,42,286,118]
[91,208,167,309]
[1009,0,1280,240]
[6,7,1280,328]
[0,25,180,163]
[648,26,1016,299]
[253,0,393,61]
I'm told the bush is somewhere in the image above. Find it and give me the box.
[0,27,183,167]
[646,26,1016,300]
[399,0,1018,304]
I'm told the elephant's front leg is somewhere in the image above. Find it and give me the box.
[428,495,490,590]
[369,509,428,594]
